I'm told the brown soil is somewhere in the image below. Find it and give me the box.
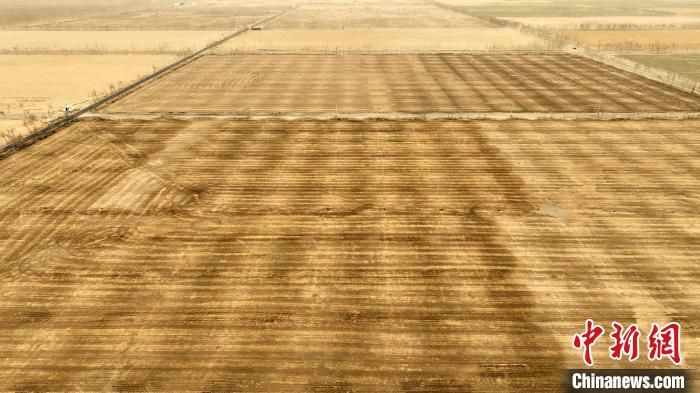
[103,54,700,114]
[0,118,697,391]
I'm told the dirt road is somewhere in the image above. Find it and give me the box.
[0,119,697,391]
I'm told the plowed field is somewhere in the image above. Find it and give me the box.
[103,54,700,114]
[0,118,698,391]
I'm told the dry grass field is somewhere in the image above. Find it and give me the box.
[0,30,230,54]
[103,53,700,114]
[555,29,700,53]
[217,28,546,52]
[0,119,27,143]
[0,54,175,121]
[0,118,697,391]
[508,16,700,30]
[265,3,489,29]
[27,5,283,30]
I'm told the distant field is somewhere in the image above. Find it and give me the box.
[104,54,700,114]
[557,29,700,53]
[648,7,700,16]
[217,28,546,52]
[450,4,663,17]
[0,30,230,54]
[266,3,489,29]
[621,54,700,80]
[28,6,281,30]
[0,0,148,28]
[508,16,700,29]
[0,54,175,117]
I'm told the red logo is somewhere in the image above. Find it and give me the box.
[609,322,640,361]
[648,322,682,365]
[572,319,605,366]
[573,320,682,366]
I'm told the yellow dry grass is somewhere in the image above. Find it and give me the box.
[558,29,700,53]
[216,28,547,53]
[0,119,27,137]
[0,54,176,116]
[509,16,700,29]
[0,30,231,54]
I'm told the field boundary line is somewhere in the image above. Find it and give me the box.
[84,111,700,122]
[0,9,289,160]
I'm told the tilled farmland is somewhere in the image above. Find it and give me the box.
[0,118,698,391]
[103,53,700,114]
[2,0,700,391]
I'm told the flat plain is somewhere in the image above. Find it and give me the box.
[621,54,700,80]
[264,3,489,29]
[216,28,545,52]
[23,5,283,30]
[104,53,700,114]
[507,15,700,29]
[556,29,700,53]
[0,118,697,391]
[2,0,700,391]
[0,54,176,121]
[0,30,230,54]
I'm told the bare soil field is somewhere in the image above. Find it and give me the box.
[27,5,283,31]
[0,30,230,54]
[556,29,700,53]
[508,16,700,30]
[217,28,546,52]
[0,54,176,117]
[104,54,700,114]
[0,0,150,28]
[265,3,489,29]
[0,118,697,391]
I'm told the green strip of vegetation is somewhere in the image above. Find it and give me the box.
[621,54,700,81]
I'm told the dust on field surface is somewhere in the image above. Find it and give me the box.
[0,30,230,54]
[0,118,697,391]
[0,54,176,116]
[103,54,700,114]
[215,28,545,52]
